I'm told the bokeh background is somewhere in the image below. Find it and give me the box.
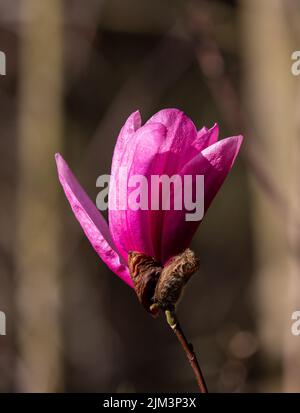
[0,0,300,393]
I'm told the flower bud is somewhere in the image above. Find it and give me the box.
[128,251,162,315]
[154,249,200,310]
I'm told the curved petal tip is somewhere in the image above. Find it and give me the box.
[55,153,133,288]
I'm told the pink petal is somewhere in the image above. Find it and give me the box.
[108,111,142,260]
[125,123,167,257]
[185,123,220,166]
[55,153,133,288]
[110,110,141,181]
[200,135,243,210]
[109,123,166,260]
[143,109,198,259]
[161,135,243,263]
[146,108,198,170]
[194,123,219,151]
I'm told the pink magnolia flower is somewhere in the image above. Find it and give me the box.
[55,109,243,289]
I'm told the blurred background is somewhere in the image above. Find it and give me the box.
[0,0,300,393]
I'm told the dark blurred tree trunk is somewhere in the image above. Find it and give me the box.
[16,0,63,392]
[241,0,300,392]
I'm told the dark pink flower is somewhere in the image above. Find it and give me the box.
[55,109,243,288]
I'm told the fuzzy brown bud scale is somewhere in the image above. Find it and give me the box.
[128,252,162,316]
[128,249,200,316]
[154,249,200,310]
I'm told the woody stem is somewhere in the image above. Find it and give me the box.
[165,309,208,393]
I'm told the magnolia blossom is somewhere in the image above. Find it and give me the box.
[55,109,243,288]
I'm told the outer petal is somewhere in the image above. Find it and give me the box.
[108,111,141,260]
[144,109,198,259]
[161,135,243,262]
[55,153,133,288]
[110,110,141,181]
[125,123,167,257]
[109,123,166,260]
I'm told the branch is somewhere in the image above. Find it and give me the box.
[165,310,208,393]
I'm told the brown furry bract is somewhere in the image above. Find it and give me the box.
[128,249,200,315]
